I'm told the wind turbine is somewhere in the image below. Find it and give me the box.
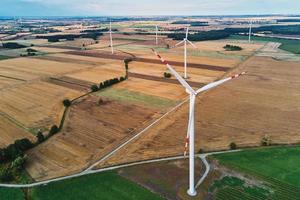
[155,25,159,45]
[175,27,196,79]
[152,48,246,197]
[248,20,253,43]
[109,21,114,54]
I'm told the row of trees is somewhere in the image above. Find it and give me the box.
[37,32,104,42]
[167,24,300,41]
[90,76,127,92]
[2,42,27,49]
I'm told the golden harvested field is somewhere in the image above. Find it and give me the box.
[0,57,90,77]
[0,76,23,89]
[26,96,161,181]
[115,77,187,100]
[141,51,241,68]
[66,64,125,84]
[49,53,125,65]
[98,56,300,168]
[87,38,136,49]
[0,67,40,81]
[129,61,224,84]
[50,38,95,48]
[0,81,83,129]
[0,115,34,148]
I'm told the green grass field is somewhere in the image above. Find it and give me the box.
[0,55,13,60]
[29,171,163,200]
[228,35,300,54]
[212,146,300,200]
[96,88,178,109]
[0,187,24,200]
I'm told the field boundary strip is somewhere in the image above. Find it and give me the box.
[0,150,241,188]
[63,51,230,72]
[0,75,26,82]
[128,72,205,88]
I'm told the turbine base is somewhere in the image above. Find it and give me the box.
[187,189,197,197]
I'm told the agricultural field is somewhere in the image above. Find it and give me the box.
[0,172,163,200]
[29,171,163,200]
[0,55,12,60]
[114,77,187,100]
[26,93,164,180]
[119,158,204,200]
[98,55,300,168]
[128,61,224,84]
[0,81,83,129]
[0,115,34,148]
[211,146,300,200]
[66,64,125,84]
[0,188,24,200]
[0,57,91,77]
[229,35,300,54]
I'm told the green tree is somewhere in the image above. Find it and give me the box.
[0,167,13,182]
[63,99,71,107]
[11,155,27,171]
[36,132,45,144]
[14,139,34,151]
[49,125,59,136]
[91,85,99,92]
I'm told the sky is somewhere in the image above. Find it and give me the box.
[1,0,299,16]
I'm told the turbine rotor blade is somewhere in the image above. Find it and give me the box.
[185,27,189,39]
[175,40,185,47]
[187,40,197,48]
[151,49,195,95]
[196,72,246,95]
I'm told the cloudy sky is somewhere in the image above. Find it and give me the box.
[1,0,299,16]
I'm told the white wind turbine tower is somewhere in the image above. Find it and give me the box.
[152,48,246,197]
[248,20,253,43]
[175,27,196,79]
[109,21,114,54]
[155,25,159,45]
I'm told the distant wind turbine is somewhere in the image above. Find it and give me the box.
[175,27,197,79]
[152,48,246,197]
[155,25,159,45]
[248,20,253,43]
[109,21,114,54]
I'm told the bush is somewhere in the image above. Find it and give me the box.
[4,144,23,161]
[120,76,126,82]
[198,149,204,154]
[14,139,34,151]
[11,155,27,171]
[0,167,13,182]
[261,135,271,146]
[48,38,59,42]
[91,84,99,92]
[164,72,172,78]
[63,99,71,107]
[124,57,133,65]
[49,125,59,136]
[36,132,45,144]
[26,48,38,53]
[229,142,237,150]
[224,44,242,51]
[99,82,104,89]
